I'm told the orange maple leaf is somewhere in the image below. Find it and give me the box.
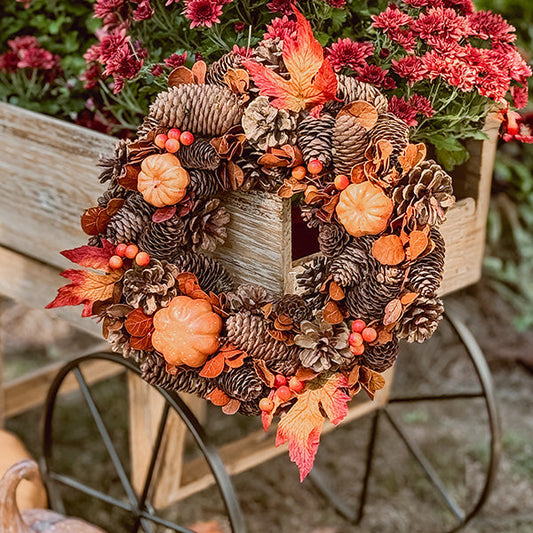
[275,373,350,481]
[242,9,337,113]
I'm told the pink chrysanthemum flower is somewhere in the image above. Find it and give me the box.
[324,0,346,8]
[409,94,435,117]
[183,0,223,28]
[80,63,102,89]
[266,0,295,15]
[372,5,413,33]
[412,7,471,47]
[391,55,428,84]
[7,36,40,52]
[234,21,245,33]
[94,0,124,20]
[468,11,515,43]
[511,85,528,109]
[422,51,478,92]
[133,0,154,21]
[0,51,19,73]
[326,38,374,72]
[356,64,388,87]
[151,64,164,77]
[443,0,474,15]
[388,95,418,126]
[164,52,187,67]
[263,16,297,41]
[388,29,416,53]
[17,47,59,70]
[403,0,441,7]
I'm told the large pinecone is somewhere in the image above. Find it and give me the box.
[332,113,367,175]
[140,353,213,396]
[171,250,235,293]
[329,240,371,287]
[225,284,272,314]
[106,194,155,244]
[122,260,178,315]
[365,113,410,166]
[188,169,221,198]
[149,84,245,136]
[407,229,445,296]
[336,74,388,112]
[242,96,297,150]
[273,294,311,324]
[205,52,243,85]
[295,318,353,372]
[216,364,264,402]
[138,215,188,262]
[296,256,330,311]
[318,222,350,257]
[346,279,402,323]
[360,339,399,372]
[297,112,335,165]
[392,160,455,227]
[178,139,221,170]
[183,199,230,253]
[397,296,444,343]
[226,312,300,374]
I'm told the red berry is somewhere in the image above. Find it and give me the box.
[155,133,168,149]
[165,138,180,153]
[350,343,365,356]
[180,131,194,146]
[288,377,304,393]
[349,332,364,347]
[362,327,378,343]
[307,159,323,175]
[334,174,350,190]
[259,397,274,412]
[276,385,292,402]
[109,255,123,269]
[351,319,366,333]
[135,251,151,266]
[125,244,139,259]
[274,374,287,388]
[291,165,307,180]
[168,128,181,140]
[115,243,128,257]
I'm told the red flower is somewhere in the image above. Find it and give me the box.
[164,52,188,67]
[267,0,295,15]
[443,0,474,15]
[94,0,125,22]
[0,51,19,73]
[388,96,418,126]
[468,11,515,43]
[388,28,416,53]
[80,63,102,89]
[502,110,533,143]
[326,38,374,73]
[151,64,164,76]
[324,0,346,7]
[18,48,59,70]
[234,21,245,33]
[133,0,154,21]
[412,7,471,46]
[263,16,297,42]
[422,51,478,92]
[409,94,435,117]
[404,0,441,7]
[7,36,40,52]
[372,5,413,33]
[511,85,528,110]
[392,55,428,84]
[183,0,223,28]
[232,44,253,58]
[355,64,388,87]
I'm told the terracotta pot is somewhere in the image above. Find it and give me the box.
[0,460,106,533]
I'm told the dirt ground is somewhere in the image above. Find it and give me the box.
[2,280,533,533]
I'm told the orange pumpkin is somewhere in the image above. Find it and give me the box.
[336,181,393,237]
[137,153,190,208]
[152,296,222,367]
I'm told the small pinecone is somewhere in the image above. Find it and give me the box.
[205,52,243,85]
[237,149,289,192]
[137,116,160,138]
[297,112,335,165]
[98,139,129,184]
[407,229,445,296]
[178,139,221,170]
[299,203,321,229]
[149,84,245,136]
[273,294,311,324]
[107,328,149,363]
[397,296,444,343]
[392,160,454,227]
[106,194,156,245]
[318,222,350,257]
[140,353,213,396]
[216,364,264,402]
[171,250,235,293]
[329,241,371,287]
[226,312,301,374]
[138,215,188,261]
[242,96,298,150]
[225,284,272,314]
[239,400,262,416]
[122,260,178,315]
[296,319,353,373]
[97,184,131,208]
[188,169,221,198]
[296,256,330,311]
[336,74,388,112]
[183,199,230,253]
[360,339,399,372]
[366,113,410,163]
[332,113,367,175]
[254,39,286,76]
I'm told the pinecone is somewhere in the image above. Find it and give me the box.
[336,74,388,112]
[149,84,245,136]
[171,250,235,293]
[297,112,335,165]
[138,215,188,261]
[178,139,221,170]
[365,113,410,164]
[182,199,230,253]
[318,222,350,257]
[122,260,178,315]
[216,364,264,401]
[205,52,243,85]
[295,318,353,372]
[236,147,290,192]
[140,353,213,396]
[332,113,368,174]
[273,294,311,324]
[187,169,221,198]
[407,229,445,296]
[98,139,129,184]
[96,185,131,208]
[106,327,149,363]
[360,339,399,372]
[392,160,455,227]
[329,241,370,287]
[241,96,298,150]
[296,256,330,311]
[397,296,444,343]
[254,39,286,76]
[136,116,160,138]
[239,400,262,416]
[226,312,301,374]
[225,284,272,314]
[106,194,156,245]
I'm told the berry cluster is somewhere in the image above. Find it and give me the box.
[259,374,305,413]
[154,128,195,154]
[109,244,151,269]
[348,319,377,356]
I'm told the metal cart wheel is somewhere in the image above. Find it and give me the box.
[309,309,502,533]
[40,352,247,533]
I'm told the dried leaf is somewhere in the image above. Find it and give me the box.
[323,300,344,324]
[360,368,386,400]
[222,399,241,415]
[199,352,226,378]
[398,143,426,174]
[261,302,273,319]
[96,210,112,234]
[407,230,428,261]
[225,351,247,369]
[254,359,276,387]
[400,292,418,305]
[176,272,209,300]
[125,308,154,337]
[383,298,403,326]
[224,68,250,95]
[168,66,195,86]
[295,367,318,382]
[192,60,207,83]
[206,388,230,407]
[61,240,116,273]
[329,281,345,301]
[152,205,177,223]
[118,164,140,190]
[347,365,360,387]
[81,207,104,236]
[372,235,406,266]
[105,198,125,217]
[339,100,378,130]
[129,331,153,351]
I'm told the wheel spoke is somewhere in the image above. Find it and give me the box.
[389,391,484,404]
[383,409,465,522]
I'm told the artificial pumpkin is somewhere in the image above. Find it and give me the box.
[137,153,190,208]
[152,296,222,367]
[336,181,393,237]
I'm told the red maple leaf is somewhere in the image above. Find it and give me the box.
[243,9,337,114]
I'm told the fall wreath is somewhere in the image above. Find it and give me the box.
[48,10,454,479]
